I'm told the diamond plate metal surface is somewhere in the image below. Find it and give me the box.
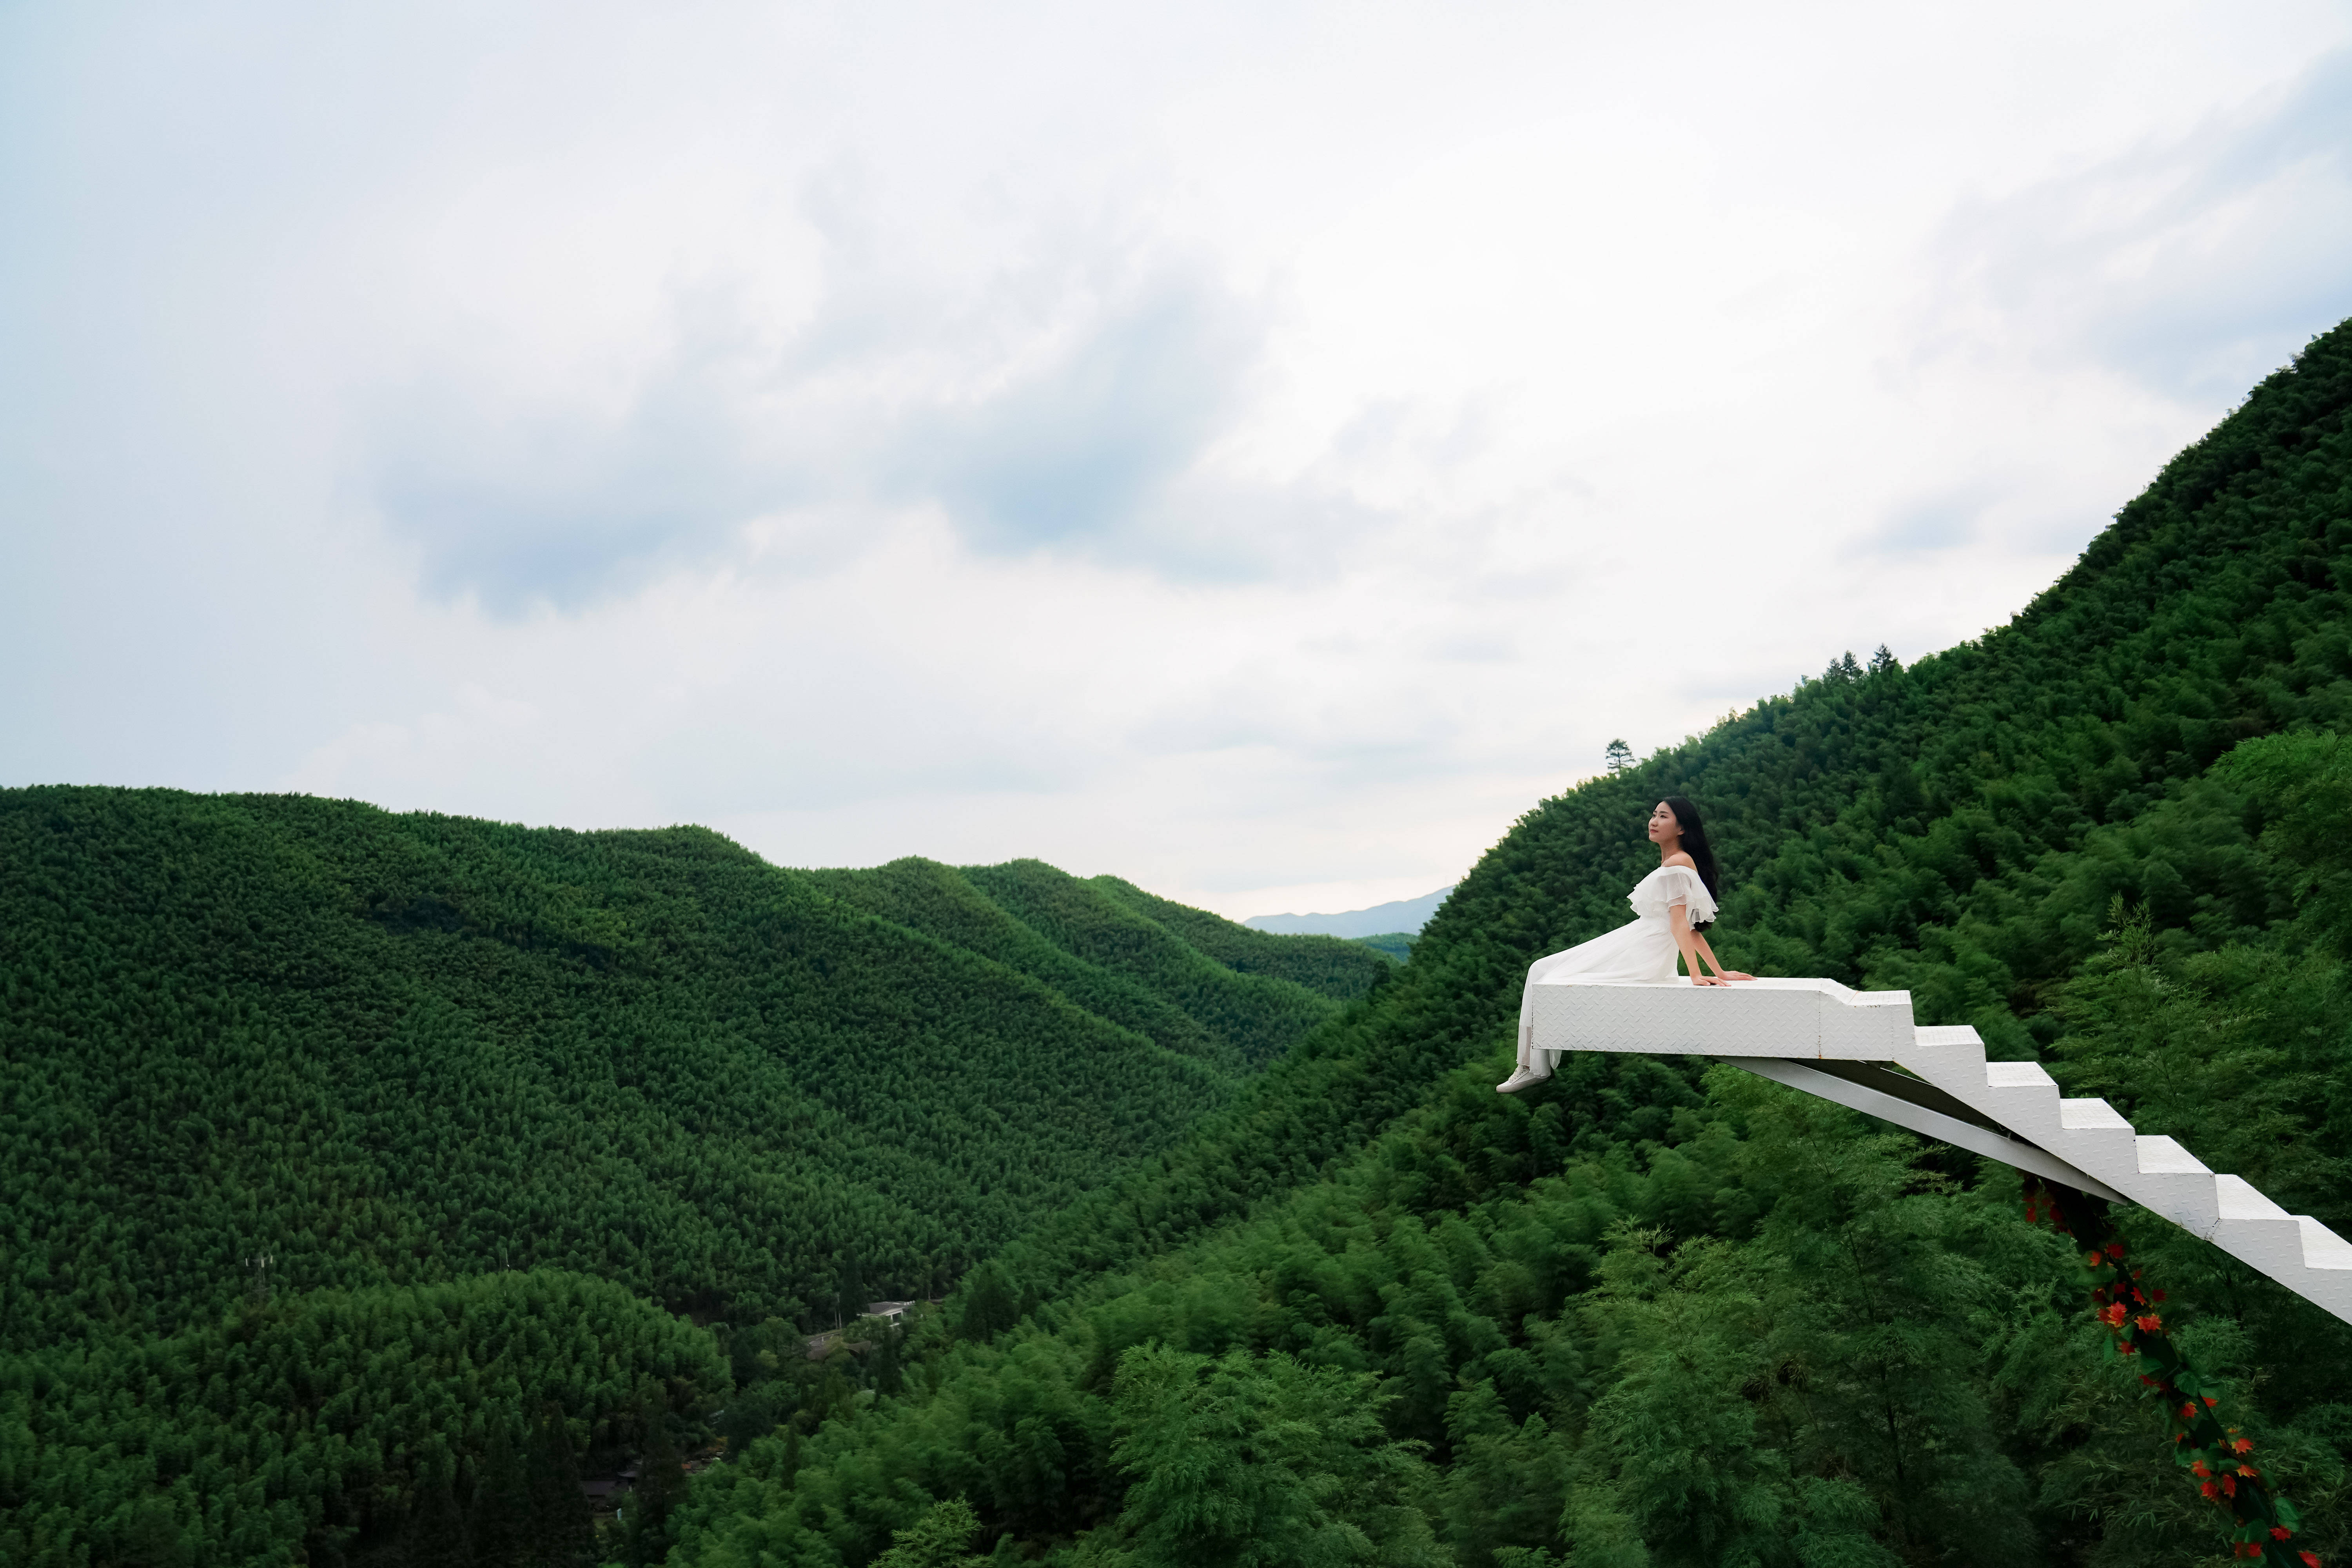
[1528,975,1912,1059]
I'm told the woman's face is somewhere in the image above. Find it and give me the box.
[1647,801,1681,844]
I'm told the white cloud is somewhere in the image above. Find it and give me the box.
[5,0,2352,918]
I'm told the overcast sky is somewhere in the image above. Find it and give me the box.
[6,2,2352,920]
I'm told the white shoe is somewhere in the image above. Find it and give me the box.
[1495,1065,1551,1094]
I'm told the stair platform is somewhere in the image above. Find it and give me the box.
[1528,976,2352,1323]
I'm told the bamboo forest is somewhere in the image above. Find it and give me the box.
[13,318,2352,1566]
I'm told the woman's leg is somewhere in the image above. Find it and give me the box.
[1513,949,1578,1074]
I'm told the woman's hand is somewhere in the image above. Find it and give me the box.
[1719,969,1755,982]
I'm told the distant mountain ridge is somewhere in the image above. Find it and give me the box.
[1244,884,1454,937]
[0,796,1390,1353]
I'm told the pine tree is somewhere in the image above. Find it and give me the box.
[871,1497,985,1568]
[623,1395,688,1568]
[871,1323,905,1398]
[115,1497,190,1568]
[466,1410,532,1568]
[402,1470,472,1568]
[1603,739,1635,774]
[524,1406,593,1568]
[957,1262,1019,1343]
[1109,1344,1440,1567]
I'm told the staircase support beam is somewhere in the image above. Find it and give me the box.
[1720,1056,2123,1201]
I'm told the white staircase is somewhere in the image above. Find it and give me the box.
[1526,976,2352,1324]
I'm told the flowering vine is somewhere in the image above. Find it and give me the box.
[2023,1173,2316,1566]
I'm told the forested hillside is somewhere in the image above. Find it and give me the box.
[7,1272,727,1568]
[662,323,2352,1568]
[14,319,2352,1568]
[0,809,1381,1565]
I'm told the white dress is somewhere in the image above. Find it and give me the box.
[1513,864,1718,1073]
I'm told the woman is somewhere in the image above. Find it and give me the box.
[1497,796,1752,1093]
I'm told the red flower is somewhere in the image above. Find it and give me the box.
[2299,1552,2319,1567]
[2201,1480,2220,1499]
[2136,1314,2163,1332]
[2238,1464,2259,1478]
[2193,1461,2212,1478]
[2153,1288,2167,1301]
[2234,1438,2255,1454]
[2276,1526,2295,1540]
[2109,1241,2127,1257]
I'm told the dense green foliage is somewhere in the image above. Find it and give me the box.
[15,319,2352,1567]
[2,1270,722,1568]
[1,807,1380,1352]
[0,811,1379,1564]
[805,862,1379,1075]
[658,322,2352,1566]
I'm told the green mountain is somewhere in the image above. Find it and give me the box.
[660,325,2352,1568]
[14,316,2352,1568]
[0,797,1387,1351]
[0,800,1383,1564]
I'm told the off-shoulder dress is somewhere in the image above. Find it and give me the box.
[1510,862,1717,1077]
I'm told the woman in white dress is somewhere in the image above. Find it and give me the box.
[1497,796,1752,1093]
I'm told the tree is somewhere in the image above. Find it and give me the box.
[957,1262,1020,1343]
[1604,739,1635,774]
[871,1497,986,1568]
[1867,644,1898,675]
[2216,730,2352,954]
[402,1469,472,1568]
[623,1394,689,1568]
[113,1497,191,1568]
[1109,1344,1440,1567]
[833,1252,867,1330]
[870,1322,905,1398]
[524,1406,593,1568]
[466,1410,532,1568]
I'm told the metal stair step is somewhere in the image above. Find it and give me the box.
[2216,1174,2292,1221]
[2050,1098,2138,1183]
[2128,1136,2221,1231]
[1900,1025,1989,1093]
[2209,1175,2309,1281]
[2297,1217,2352,1272]
[1979,1061,2062,1141]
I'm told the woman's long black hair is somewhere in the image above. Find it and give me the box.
[1660,795,1720,929]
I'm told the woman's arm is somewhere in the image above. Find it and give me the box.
[1690,928,1753,982]
[1667,906,1725,984]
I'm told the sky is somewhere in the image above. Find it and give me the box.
[6,2,2352,920]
